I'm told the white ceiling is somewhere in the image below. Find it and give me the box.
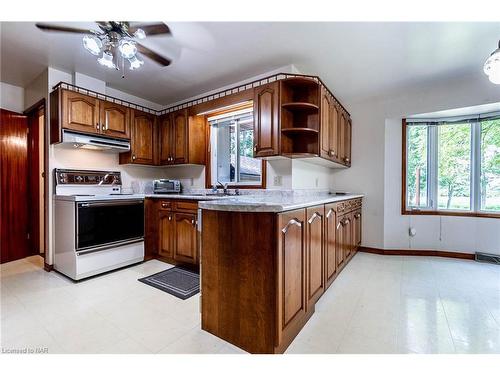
[1,22,499,106]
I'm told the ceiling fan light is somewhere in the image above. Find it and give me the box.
[97,51,117,69]
[484,47,500,85]
[82,34,102,56]
[118,39,137,59]
[128,56,144,70]
[133,28,146,39]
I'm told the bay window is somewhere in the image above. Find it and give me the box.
[403,113,500,217]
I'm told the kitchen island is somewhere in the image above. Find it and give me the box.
[198,193,363,354]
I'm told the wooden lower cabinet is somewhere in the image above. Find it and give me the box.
[158,210,174,258]
[277,209,307,350]
[173,212,198,264]
[306,205,325,308]
[145,199,199,266]
[324,204,337,287]
[201,197,362,354]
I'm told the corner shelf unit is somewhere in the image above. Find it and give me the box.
[280,77,320,156]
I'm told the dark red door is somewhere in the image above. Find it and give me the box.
[0,109,30,263]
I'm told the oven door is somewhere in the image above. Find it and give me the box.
[76,200,144,253]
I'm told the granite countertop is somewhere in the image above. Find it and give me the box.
[145,193,234,201]
[198,193,364,213]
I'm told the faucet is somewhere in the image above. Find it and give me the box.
[215,180,229,195]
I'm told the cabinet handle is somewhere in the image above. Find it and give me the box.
[96,122,100,130]
[344,157,350,163]
[354,213,361,219]
[253,146,257,152]
[168,215,172,221]
[132,154,136,161]
[102,123,107,131]
[308,212,322,224]
[329,150,335,157]
[282,218,302,233]
[191,219,195,225]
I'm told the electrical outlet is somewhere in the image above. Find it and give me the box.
[273,175,282,186]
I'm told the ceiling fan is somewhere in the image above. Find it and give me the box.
[36,21,172,72]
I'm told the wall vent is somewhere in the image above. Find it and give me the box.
[475,252,500,265]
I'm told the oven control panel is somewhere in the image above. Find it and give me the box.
[55,169,122,186]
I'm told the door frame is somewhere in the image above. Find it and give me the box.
[24,98,49,269]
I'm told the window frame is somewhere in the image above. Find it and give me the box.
[205,102,267,189]
[401,118,500,219]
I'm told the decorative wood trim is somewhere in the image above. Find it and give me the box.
[359,246,475,260]
[44,262,53,272]
[401,118,499,219]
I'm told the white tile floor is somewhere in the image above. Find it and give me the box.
[1,253,499,354]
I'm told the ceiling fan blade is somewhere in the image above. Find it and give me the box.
[36,23,96,34]
[129,23,171,36]
[136,43,171,66]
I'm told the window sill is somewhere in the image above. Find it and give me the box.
[402,209,500,219]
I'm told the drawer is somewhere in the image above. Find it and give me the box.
[159,200,172,210]
[173,201,198,212]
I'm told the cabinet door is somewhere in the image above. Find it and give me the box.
[158,210,174,258]
[173,212,198,264]
[159,114,173,165]
[306,206,325,308]
[172,110,188,164]
[100,101,130,139]
[61,90,99,134]
[330,103,340,161]
[277,209,306,347]
[130,110,155,164]
[345,116,352,166]
[320,90,331,159]
[324,204,337,287]
[353,209,362,251]
[253,82,279,157]
[335,214,345,269]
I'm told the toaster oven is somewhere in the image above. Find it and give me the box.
[153,179,181,194]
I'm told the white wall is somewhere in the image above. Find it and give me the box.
[0,82,24,112]
[334,70,500,255]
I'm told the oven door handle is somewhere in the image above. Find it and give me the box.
[77,200,144,208]
[76,238,144,256]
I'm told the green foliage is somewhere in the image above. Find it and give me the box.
[481,119,500,210]
[437,123,471,209]
[407,125,428,206]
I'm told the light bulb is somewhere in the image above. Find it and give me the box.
[484,45,500,85]
[118,39,137,59]
[97,51,117,69]
[128,55,144,70]
[133,28,146,39]
[82,35,102,56]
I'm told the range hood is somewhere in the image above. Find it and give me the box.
[60,130,130,153]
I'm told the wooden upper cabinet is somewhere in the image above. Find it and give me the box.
[324,204,337,288]
[159,114,173,164]
[100,101,130,139]
[320,90,331,159]
[172,109,188,164]
[306,206,325,308]
[338,111,351,166]
[158,110,205,166]
[173,212,198,264]
[61,90,99,134]
[128,110,156,165]
[253,82,279,157]
[277,209,306,348]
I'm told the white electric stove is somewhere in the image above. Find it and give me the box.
[54,169,145,280]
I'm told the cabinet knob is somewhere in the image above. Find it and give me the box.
[169,215,172,221]
[253,146,257,152]
[96,122,100,130]
[344,157,350,163]
[191,219,195,225]
[132,154,136,161]
[329,150,335,156]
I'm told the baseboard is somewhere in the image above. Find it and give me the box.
[358,247,475,260]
